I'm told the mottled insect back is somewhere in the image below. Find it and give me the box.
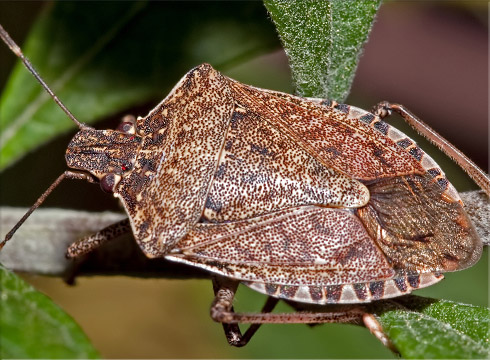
[64,64,482,306]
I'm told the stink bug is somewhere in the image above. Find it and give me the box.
[0,17,488,351]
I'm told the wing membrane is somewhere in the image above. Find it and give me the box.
[358,173,482,272]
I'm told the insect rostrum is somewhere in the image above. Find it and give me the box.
[1,24,487,347]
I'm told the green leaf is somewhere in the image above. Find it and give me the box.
[0,1,279,170]
[376,296,490,359]
[264,0,381,100]
[0,263,99,358]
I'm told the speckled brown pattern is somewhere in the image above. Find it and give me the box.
[65,63,482,304]
[172,206,395,286]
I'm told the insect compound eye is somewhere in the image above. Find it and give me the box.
[100,173,116,193]
[116,115,137,134]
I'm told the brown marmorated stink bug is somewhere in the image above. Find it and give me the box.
[1,23,489,348]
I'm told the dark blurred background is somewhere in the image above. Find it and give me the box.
[0,1,488,358]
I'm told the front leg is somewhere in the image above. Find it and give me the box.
[63,218,131,284]
[66,218,131,258]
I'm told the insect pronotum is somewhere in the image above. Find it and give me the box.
[1,23,489,348]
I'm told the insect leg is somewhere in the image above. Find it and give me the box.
[372,101,490,196]
[362,313,398,354]
[66,219,131,258]
[211,276,279,346]
[1,170,97,250]
[210,277,366,346]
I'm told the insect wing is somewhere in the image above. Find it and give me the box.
[168,205,445,304]
[115,64,234,256]
[169,206,394,300]
[358,173,482,272]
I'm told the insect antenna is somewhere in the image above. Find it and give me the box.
[0,171,96,250]
[0,24,91,130]
[0,25,98,250]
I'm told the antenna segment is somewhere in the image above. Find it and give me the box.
[0,24,90,130]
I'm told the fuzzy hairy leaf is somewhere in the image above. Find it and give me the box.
[377,296,490,359]
[264,0,381,100]
[0,264,99,358]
